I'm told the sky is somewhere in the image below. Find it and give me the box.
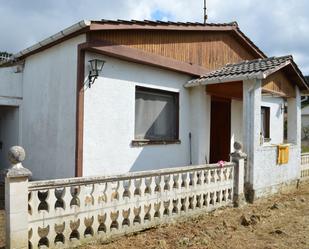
[0,0,308,75]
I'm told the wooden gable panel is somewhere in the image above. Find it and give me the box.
[89,30,258,70]
[262,71,296,97]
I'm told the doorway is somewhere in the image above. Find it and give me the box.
[209,97,231,163]
[0,106,19,170]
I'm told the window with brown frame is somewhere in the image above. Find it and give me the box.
[133,86,179,145]
[261,106,270,140]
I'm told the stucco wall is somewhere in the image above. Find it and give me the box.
[246,82,301,198]
[83,53,210,176]
[301,105,309,138]
[0,66,22,99]
[253,145,300,197]
[189,86,211,164]
[231,99,243,151]
[21,34,86,180]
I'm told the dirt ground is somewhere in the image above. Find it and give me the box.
[82,181,309,249]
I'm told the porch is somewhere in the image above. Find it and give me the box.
[185,56,308,199]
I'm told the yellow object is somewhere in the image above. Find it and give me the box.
[277,144,289,164]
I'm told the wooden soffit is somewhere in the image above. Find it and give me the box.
[206,81,243,100]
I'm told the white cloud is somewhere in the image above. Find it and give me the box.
[0,0,308,74]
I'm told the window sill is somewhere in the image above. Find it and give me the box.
[131,139,181,147]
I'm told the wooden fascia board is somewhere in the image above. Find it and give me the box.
[80,42,210,76]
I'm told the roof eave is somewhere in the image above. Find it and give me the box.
[184,72,265,88]
[0,20,91,66]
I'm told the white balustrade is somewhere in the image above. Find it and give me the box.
[27,163,235,248]
[301,153,309,178]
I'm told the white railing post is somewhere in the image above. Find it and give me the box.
[230,142,247,207]
[4,146,32,249]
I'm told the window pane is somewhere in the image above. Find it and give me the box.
[261,106,270,139]
[135,88,177,140]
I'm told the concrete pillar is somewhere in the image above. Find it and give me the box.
[4,146,32,249]
[230,141,247,207]
[288,86,301,145]
[242,79,261,202]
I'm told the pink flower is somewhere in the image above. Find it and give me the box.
[218,160,225,167]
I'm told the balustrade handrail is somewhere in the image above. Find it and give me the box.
[28,162,235,191]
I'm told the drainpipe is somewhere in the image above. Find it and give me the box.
[189,132,192,165]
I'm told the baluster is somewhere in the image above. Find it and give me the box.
[28,190,39,220]
[79,185,88,209]
[149,176,156,196]
[94,183,105,207]
[214,191,218,206]
[226,167,230,180]
[28,226,40,249]
[159,175,165,193]
[159,201,165,218]
[134,179,141,197]
[220,168,224,182]
[128,179,134,200]
[143,204,151,223]
[211,170,216,183]
[117,180,125,201]
[153,202,161,219]
[200,170,205,186]
[140,177,146,197]
[167,174,173,191]
[184,172,190,189]
[104,182,111,204]
[192,171,198,188]
[47,188,57,216]
[173,174,180,190]
[104,182,112,234]
[148,201,155,220]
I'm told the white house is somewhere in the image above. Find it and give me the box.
[0,20,307,200]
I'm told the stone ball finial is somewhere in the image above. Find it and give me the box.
[233,141,243,152]
[8,146,26,165]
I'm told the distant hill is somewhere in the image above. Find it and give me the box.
[306,76,309,84]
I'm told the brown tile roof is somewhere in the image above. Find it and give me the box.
[96,19,239,27]
[185,55,308,90]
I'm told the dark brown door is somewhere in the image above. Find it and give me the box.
[209,97,231,163]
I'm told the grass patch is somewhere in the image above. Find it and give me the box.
[301,145,309,153]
